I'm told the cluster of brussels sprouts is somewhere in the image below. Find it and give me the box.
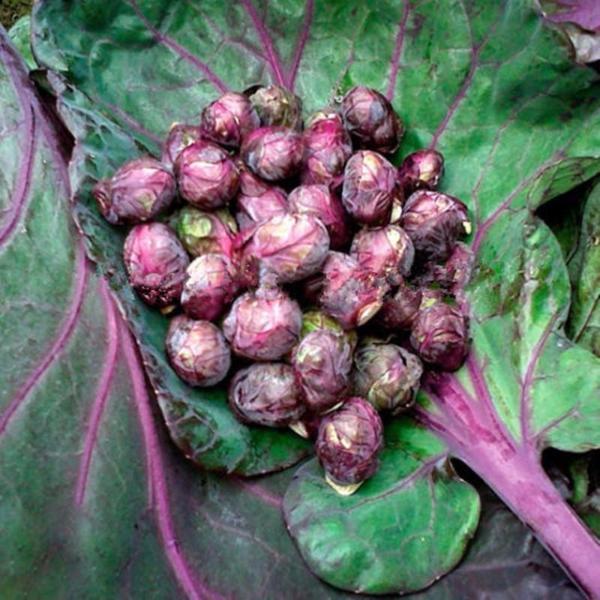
[94,84,472,494]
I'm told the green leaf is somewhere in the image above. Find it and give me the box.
[566,182,600,355]
[27,0,600,595]
[7,16,34,70]
[284,418,480,595]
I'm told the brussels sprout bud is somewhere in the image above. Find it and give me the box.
[316,397,384,489]
[200,92,260,149]
[300,309,357,348]
[172,206,238,258]
[123,223,189,308]
[241,126,304,181]
[401,190,470,262]
[181,254,239,321]
[175,140,239,209]
[340,86,404,154]
[397,149,444,195]
[353,340,423,414]
[414,242,474,297]
[161,123,203,168]
[410,296,469,371]
[376,280,422,331]
[94,158,176,225]
[241,213,330,284]
[288,185,350,249]
[229,363,306,427]
[342,150,402,226]
[223,285,302,361]
[249,85,303,130]
[235,165,288,232]
[350,225,414,284]
[301,111,352,186]
[318,252,389,330]
[293,330,354,414]
[165,316,231,387]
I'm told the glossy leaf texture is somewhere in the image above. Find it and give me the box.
[28,0,600,596]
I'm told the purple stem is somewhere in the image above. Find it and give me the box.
[75,281,118,506]
[288,0,314,90]
[423,370,600,598]
[386,1,410,101]
[240,0,287,87]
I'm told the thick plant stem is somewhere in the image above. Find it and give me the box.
[457,443,600,599]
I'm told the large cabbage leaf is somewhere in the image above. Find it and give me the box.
[1,0,596,596]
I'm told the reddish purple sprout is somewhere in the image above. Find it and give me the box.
[318,252,389,330]
[397,149,444,195]
[94,158,176,225]
[401,190,470,262]
[241,213,330,284]
[293,330,354,415]
[340,86,404,154]
[229,363,306,427]
[376,280,422,331]
[249,85,303,130]
[288,185,350,249]
[175,140,239,209]
[414,242,474,297]
[181,254,239,321]
[350,225,415,285]
[173,207,238,259]
[123,222,189,308]
[410,294,469,371]
[342,150,402,226]
[165,316,231,387]
[223,285,302,361]
[235,166,288,233]
[316,397,384,486]
[241,126,304,181]
[353,340,423,414]
[161,123,203,168]
[301,111,352,187]
[200,92,260,149]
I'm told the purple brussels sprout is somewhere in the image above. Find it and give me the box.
[173,206,238,259]
[350,225,414,285]
[340,86,404,154]
[397,149,444,195]
[223,285,302,361]
[94,158,176,225]
[241,126,304,181]
[123,223,189,309]
[301,111,352,186]
[401,190,470,262]
[414,242,474,297]
[288,185,350,249]
[181,254,239,321]
[161,123,203,168]
[200,92,260,149]
[165,316,231,387]
[235,165,288,232]
[228,363,306,427]
[342,150,402,226]
[292,330,354,415]
[175,140,239,209]
[410,294,469,371]
[318,252,389,330]
[316,397,384,491]
[376,280,422,331]
[249,85,303,130]
[353,340,423,414]
[241,213,330,284]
